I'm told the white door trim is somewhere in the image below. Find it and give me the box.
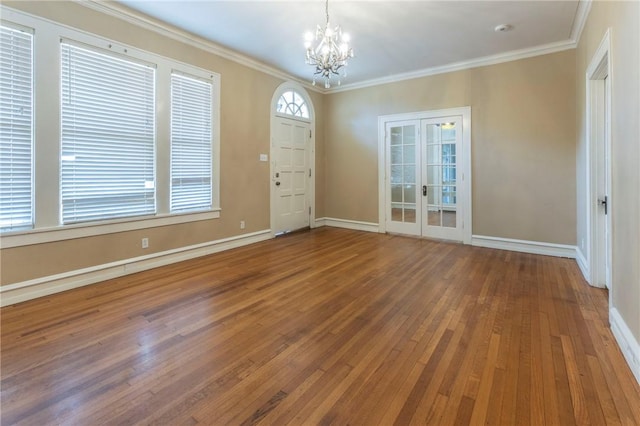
[270,82,316,237]
[378,107,472,243]
[585,29,612,289]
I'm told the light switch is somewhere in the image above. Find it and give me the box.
[259,154,268,162]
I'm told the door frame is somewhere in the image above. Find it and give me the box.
[585,29,612,290]
[270,82,316,236]
[377,107,472,243]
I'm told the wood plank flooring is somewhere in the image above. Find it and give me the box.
[2,228,639,425]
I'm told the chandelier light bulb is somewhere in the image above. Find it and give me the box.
[342,33,350,42]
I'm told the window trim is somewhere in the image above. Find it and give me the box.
[0,209,221,248]
[0,7,221,245]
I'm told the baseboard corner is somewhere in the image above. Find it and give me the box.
[575,247,590,282]
[314,217,327,228]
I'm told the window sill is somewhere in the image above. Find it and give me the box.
[0,209,221,249]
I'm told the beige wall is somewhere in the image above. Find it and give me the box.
[324,50,577,244]
[0,1,325,285]
[576,1,640,342]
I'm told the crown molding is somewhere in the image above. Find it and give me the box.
[75,0,324,93]
[570,0,593,44]
[329,0,592,94]
[328,39,577,93]
[40,0,592,96]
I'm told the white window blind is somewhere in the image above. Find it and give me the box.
[0,25,33,232]
[61,42,156,224]
[170,72,212,212]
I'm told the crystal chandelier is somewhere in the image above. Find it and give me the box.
[304,0,354,89]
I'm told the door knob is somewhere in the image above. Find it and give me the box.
[276,182,280,186]
[422,185,427,196]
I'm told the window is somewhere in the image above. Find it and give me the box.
[276,90,309,119]
[170,72,212,212]
[1,10,221,244]
[0,24,33,232]
[60,42,156,224]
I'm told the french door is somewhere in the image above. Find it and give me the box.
[384,110,469,242]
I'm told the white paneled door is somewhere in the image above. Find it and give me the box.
[384,110,470,242]
[273,117,310,235]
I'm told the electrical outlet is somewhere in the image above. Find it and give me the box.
[141,237,149,249]
[240,221,246,230]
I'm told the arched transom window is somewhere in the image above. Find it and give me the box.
[276,90,310,119]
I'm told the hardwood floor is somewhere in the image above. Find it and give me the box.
[2,228,639,425]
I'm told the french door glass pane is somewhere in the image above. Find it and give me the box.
[404,185,416,203]
[391,184,402,202]
[403,165,416,184]
[391,146,402,164]
[391,165,402,184]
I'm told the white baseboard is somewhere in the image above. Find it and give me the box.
[314,217,326,227]
[610,307,640,385]
[471,235,577,258]
[317,217,380,233]
[0,230,272,307]
[575,247,590,282]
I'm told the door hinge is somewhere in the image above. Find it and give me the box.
[309,130,312,138]
[309,206,311,215]
[309,168,312,177]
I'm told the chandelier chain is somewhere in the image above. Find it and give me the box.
[325,0,329,25]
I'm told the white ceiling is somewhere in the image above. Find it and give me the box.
[114,0,585,90]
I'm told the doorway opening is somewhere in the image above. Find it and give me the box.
[586,29,612,292]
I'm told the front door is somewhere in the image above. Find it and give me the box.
[273,116,310,235]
